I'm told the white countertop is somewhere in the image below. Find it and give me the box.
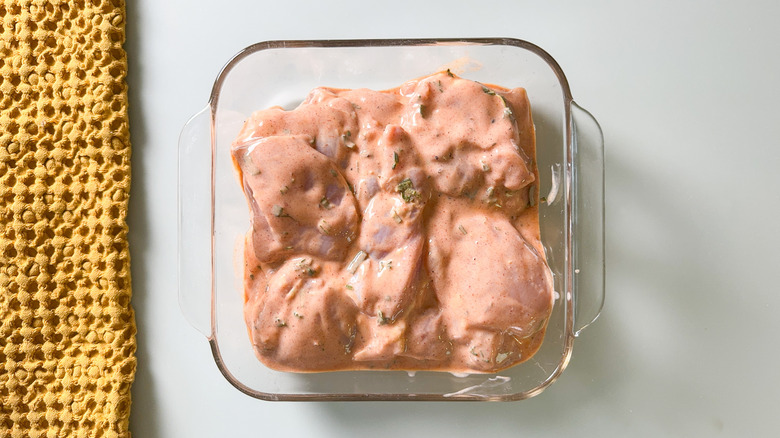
[126,1,780,436]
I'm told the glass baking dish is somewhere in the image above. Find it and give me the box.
[178,38,604,401]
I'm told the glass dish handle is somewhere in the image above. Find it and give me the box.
[177,106,212,338]
[571,102,605,336]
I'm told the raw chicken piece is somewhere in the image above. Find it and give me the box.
[233,135,359,263]
[426,198,553,370]
[245,257,360,371]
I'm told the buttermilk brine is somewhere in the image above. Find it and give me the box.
[231,72,553,373]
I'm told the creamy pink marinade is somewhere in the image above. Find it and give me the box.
[231,72,553,373]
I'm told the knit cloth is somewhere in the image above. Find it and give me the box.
[0,0,136,436]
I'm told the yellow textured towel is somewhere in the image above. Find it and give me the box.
[0,0,136,436]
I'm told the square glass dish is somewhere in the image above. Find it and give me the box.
[178,38,604,401]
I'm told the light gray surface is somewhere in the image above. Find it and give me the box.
[126,1,780,436]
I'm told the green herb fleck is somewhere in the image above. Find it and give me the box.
[485,186,502,208]
[275,318,287,328]
[284,246,294,250]
[329,169,338,178]
[379,260,393,273]
[482,161,491,172]
[318,220,331,235]
[482,85,496,96]
[319,196,332,209]
[446,69,454,77]
[345,284,354,290]
[418,104,427,118]
[539,196,547,204]
[392,151,399,169]
[295,258,317,277]
[279,185,289,195]
[458,225,467,235]
[377,311,390,326]
[271,204,288,217]
[391,209,402,224]
[499,95,516,121]
[293,312,303,319]
[396,178,420,203]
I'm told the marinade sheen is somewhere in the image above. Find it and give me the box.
[231,72,554,373]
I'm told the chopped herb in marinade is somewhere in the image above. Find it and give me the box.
[318,220,331,235]
[379,260,393,272]
[329,169,338,178]
[481,161,491,172]
[485,186,502,208]
[293,312,303,319]
[345,284,354,290]
[295,258,316,277]
[271,204,288,217]
[392,151,399,169]
[418,104,427,118]
[482,85,496,96]
[396,178,420,203]
[275,318,287,327]
[377,311,390,325]
[391,209,402,224]
[437,80,443,92]
[458,225,467,235]
[499,95,516,122]
[446,69,454,77]
[279,185,289,195]
[319,196,332,209]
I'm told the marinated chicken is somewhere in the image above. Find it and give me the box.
[232,72,553,373]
